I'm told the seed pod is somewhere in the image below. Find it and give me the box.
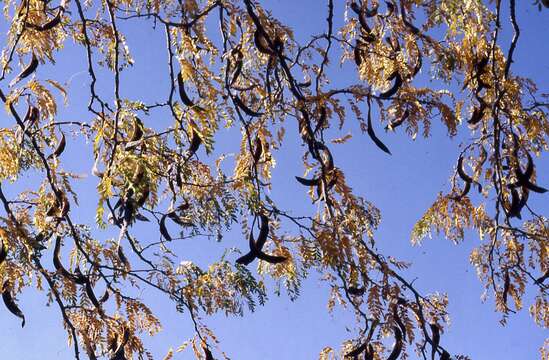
[186,127,202,159]
[84,279,104,315]
[24,105,40,126]
[159,214,172,241]
[236,215,287,265]
[430,323,440,360]
[440,350,451,360]
[380,73,402,99]
[298,79,312,88]
[256,251,287,264]
[347,286,365,296]
[117,245,130,269]
[202,344,214,360]
[367,107,391,155]
[177,72,205,112]
[314,106,328,134]
[0,239,7,265]
[387,327,403,360]
[386,109,409,131]
[295,176,320,187]
[129,117,144,142]
[354,44,364,67]
[346,341,367,357]
[535,270,549,285]
[254,28,274,55]
[468,106,485,126]
[26,7,63,31]
[10,53,38,87]
[457,156,473,184]
[48,132,66,159]
[99,289,110,303]
[2,281,25,327]
[53,236,77,280]
[450,180,471,201]
[235,232,257,266]
[392,304,407,341]
[513,151,547,193]
[364,344,374,360]
[230,50,243,86]
[234,96,264,117]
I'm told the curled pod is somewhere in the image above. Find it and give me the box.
[53,236,77,280]
[449,180,471,201]
[117,245,130,269]
[430,323,440,360]
[235,232,257,266]
[298,79,312,88]
[2,281,25,327]
[254,28,274,55]
[24,106,40,127]
[230,50,243,86]
[392,304,407,342]
[186,127,202,159]
[84,280,104,316]
[99,289,110,303]
[367,106,391,155]
[0,239,7,265]
[387,327,403,360]
[234,96,264,117]
[47,132,66,159]
[202,344,214,360]
[26,7,63,31]
[440,350,451,360]
[314,106,328,134]
[177,72,204,112]
[381,1,396,18]
[73,267,87,285]
[457,156,473,184]
[159,214,172,241]
[347,286,365,296]
[468,105,485,126]
[10,53,38,87]
[345,341,367,357]
[513,151,547,193]
[295,176,320,187]
[380,72,403,99]
[129,117,144,142]
[354,43,364,67]
[535,271,549,285]
[505,188,523,219]
[256,251,287,264]
[386,109,409,131]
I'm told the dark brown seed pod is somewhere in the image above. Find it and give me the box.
[380,73,402,99]
[392,304,407,342]
[0,239,7,265]
[84,280,104,315]
[129,117,144,142]
[73,266,87,285]
[295,176,321,186]
[505,188,523,219]
[254,28,274,55]
[298,79,312,88]
[10,53,38,87]
[186,127,202,159]
[230,50,243,86]
[48,132,66,159]
[354,44,364,67]
[234,96,264,117]
[450,180,471,201]
[367,107,391,155]
[382,1,396,18]
[26,7,63,31]
[177,72,204,112]
[99,289,110,303]
[2,281,25,327]
[468,106,485,126]
[24,106,40,125]
[347,286,365,296]
[53,236,77,280]
[314,106,328,134]
[117,245,130,269]
[159,214,172,241]
[457,156,473,184]
[535,270,549,285]
[364,344,374,360]
[202,344,214,360]
[236,215,287,265]
[387,327,403,360]
[345,341,367,357]
[440,350,451,360]
[235,232,257,266]
[430,323,440,360]
[386,109,409,131]
[512,151,547,193]
[256,252,287,264]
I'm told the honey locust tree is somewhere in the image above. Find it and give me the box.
[0,0,547,359]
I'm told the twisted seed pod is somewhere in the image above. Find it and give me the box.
[387,327,403,360]
[129,117,144,142]
[177,72,205,112]
[202,344,214,360]
[236,215,287,265]
[2,281,25,327]
[367,105,391,154]
[99,289,110,303]
[345,341,367,357]
[25,7,63,31]
[252,137,263,163]
[117,245,130,269]
[513,151,547,193]
[440,350,451,360]
[254,28,274,55]
[84,279,104,315]
[392,304,407,342]
[230,50,243,86]
[186,127,202,159]
[159,214,172,241]
[48,132,66,159]
[364,344,374,360]
[53,236,78,280]
[457,156,473,184]
[380,73,403,99]
[234,96,264,117]
[430,324,440,360]
[449,181,471,201]
[468,105,485,125]
[347,286,365,296]
[295,176,320,187]
[10,53,38,87]
[386,110,409,131]
[502,271,510,308]
[0,239,6,265]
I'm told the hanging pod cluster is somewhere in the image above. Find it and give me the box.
[236,213,287,266]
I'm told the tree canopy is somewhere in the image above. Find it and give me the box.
[0,0,547,359]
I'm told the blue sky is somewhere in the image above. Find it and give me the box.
[0,1,547,359]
